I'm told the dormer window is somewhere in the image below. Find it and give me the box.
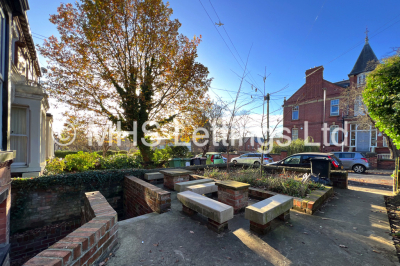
[357,73,366,86]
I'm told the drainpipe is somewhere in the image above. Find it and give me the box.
[322,88,326,152]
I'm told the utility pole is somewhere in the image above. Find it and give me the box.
[266,93,270,148]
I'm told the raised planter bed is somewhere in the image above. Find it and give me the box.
[249,186,334,215]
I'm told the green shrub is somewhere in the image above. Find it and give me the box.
[44,158,66,175]
[152,148,171,165]
[204,167,324,198]
[65,151,100,172]
[99,154,141,169]
[166,146,190,158]
[270,138,320,156]
[54,150,78,158]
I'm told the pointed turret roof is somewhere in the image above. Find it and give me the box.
[349,40,379,76]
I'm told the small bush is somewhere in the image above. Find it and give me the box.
[44,158,66,175]
[270,138,320,156]
[204,167,324,198]
[99,154,141,169]
[65,151,100,172]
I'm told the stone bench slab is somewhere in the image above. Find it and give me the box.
[159,169,193,177]
[177,191,233,224]
[186,182,218,195]
[245,194,293,225]
[144,172,164,180]
[174,179,214,192]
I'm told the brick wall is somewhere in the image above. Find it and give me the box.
[0,159,13,266]
[124,176,171,219]
[10,220,81,266]
[10,180,123,265]
[378,159,395,170]
[24,191,119,266]
[11,180,123,234]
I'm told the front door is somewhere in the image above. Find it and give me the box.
[357,131,370,152]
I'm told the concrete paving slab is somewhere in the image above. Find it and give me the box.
[174,179,214,192]
[107,183,398,266]
[187,182,218,194]
[144,172,164,180]
[245,195,293,224]
[177,191,233,223]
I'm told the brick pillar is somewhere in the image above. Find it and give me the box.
[0,159,13,266]
[280,150,288,160]
[369,156,378,170]
[216,181,250,214]
[159,170,192,190]
[250,221,271,235]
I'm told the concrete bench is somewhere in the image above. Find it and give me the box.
[174,178,214,192]
[186,182,218,195]
[177,191,234,233]
[144,172,164,182]
[245,194,293,234]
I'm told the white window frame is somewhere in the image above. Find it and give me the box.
[357,73,366,86]
[330,125,339,145]
[292,106,299,120]
[10,106,30,166]
[370,129,377,147]
[330,99,339,116]
[383,137,388,147]
[292,128,298,141]
[350,124,356,147]
[0,8,6,149]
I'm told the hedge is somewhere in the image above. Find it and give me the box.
[55,150,129,158]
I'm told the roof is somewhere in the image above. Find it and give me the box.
[334,80,350,88]
[349,42,379,76]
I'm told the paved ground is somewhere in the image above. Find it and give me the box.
[107,178,398,266]
[349,172,393,191]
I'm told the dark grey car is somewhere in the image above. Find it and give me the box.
[332,152,369,173]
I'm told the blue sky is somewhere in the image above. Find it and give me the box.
[27,0,400,132]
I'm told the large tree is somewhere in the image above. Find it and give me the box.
[39,0,211,163]
[363,54,400,158]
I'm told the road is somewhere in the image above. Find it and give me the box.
[348,171,393,191]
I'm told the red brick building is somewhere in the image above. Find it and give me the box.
[283,38,391,156]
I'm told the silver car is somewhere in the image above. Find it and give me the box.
[332,152,369,173]
[231,153,274,165]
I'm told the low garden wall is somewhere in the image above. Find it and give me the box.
[124,176,171,218]
[24,191,118,266]
[249,187,334,214]
[9,169,157,265]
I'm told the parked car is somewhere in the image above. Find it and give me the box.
[222,156,227,163]
[231,153,274,165]
[205,152,225,164]
[332,152,369,173]
[268,152,343,170]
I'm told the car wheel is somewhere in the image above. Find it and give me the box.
[254,161,260,166]
[353,164,366,174]
[233,160,237,164]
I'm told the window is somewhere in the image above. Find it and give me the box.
[292,128,298,140]
[341,153,355,159]
[350,124,356,147]
[383,137,388,147]
[10,107,29,165]
[330,125,339,145]
[370,130,377,147]
[292,106,299,120]
[354,95,365,116]
[301,155,316,164]
[357,74,366,86]
[330,99,339,116]
[284,155,301,165]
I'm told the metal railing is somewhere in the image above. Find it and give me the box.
[377,154,391,160]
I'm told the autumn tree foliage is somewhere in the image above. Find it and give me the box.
[364,54,400,158]
[39,0,211,163]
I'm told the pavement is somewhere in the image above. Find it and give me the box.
[107,175,398,266]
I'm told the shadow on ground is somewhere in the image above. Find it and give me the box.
[106,183,397,266]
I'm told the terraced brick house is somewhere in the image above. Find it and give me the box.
[282,37,392,158]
